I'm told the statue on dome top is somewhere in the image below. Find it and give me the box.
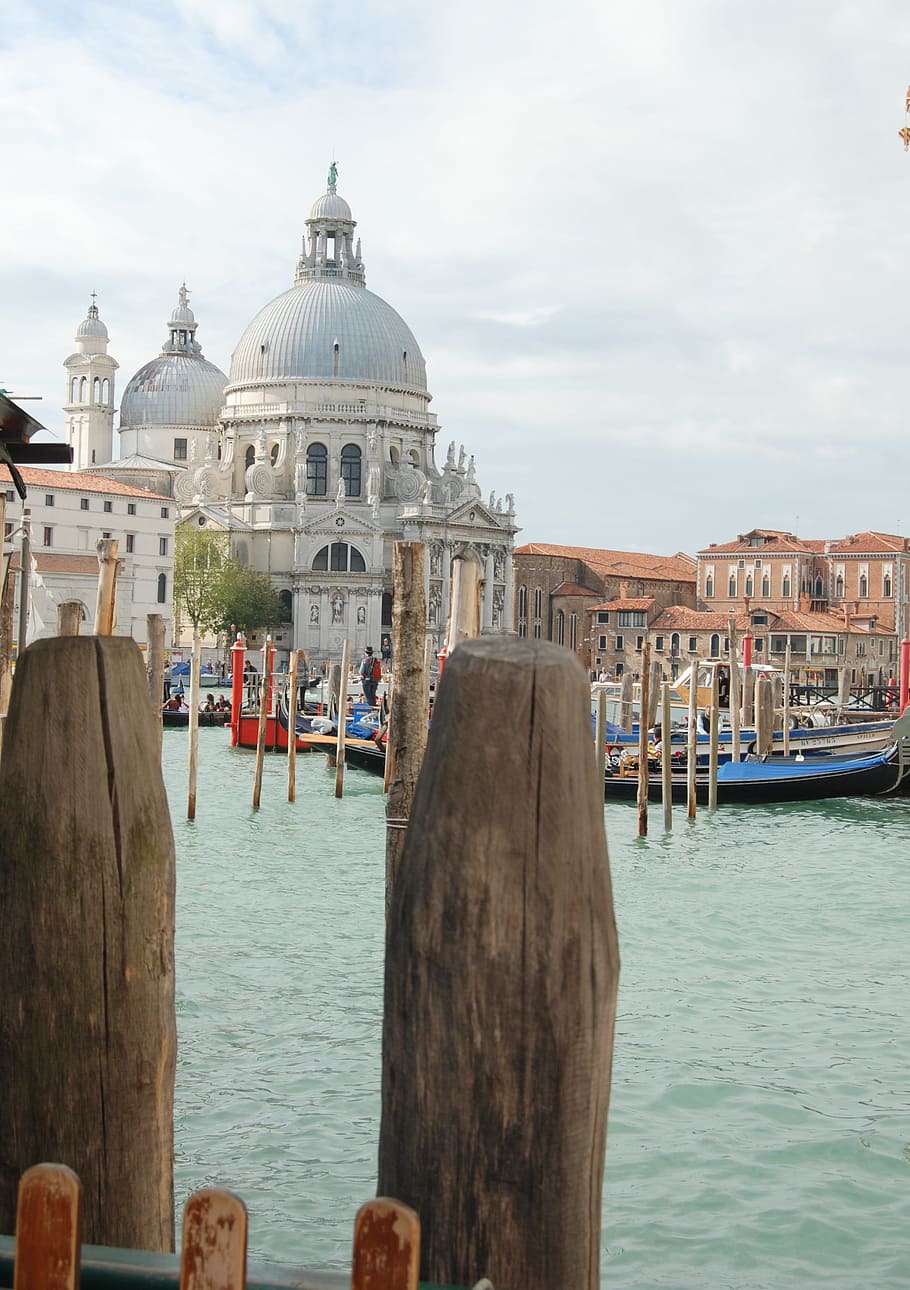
[178,283,189,308]
[328,160,338,188]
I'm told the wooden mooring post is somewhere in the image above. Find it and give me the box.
[379,637,619,1289]
[252,638,274,810]
[686,657,698,819]
[93,538,119,636]
[0,637,176,1250]
[637,641,651,837]
[335,638,351,798]
[384,542,427,914]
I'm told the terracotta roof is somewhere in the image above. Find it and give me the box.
[699,529,820,556]
[827,531,909,555]
[588,597,655,612]
[7,552,102,575]
[515,543,695,582]
[1,465,170,501]
[551,581,601,597]
[649,607,748,631]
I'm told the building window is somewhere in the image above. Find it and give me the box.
[159,537,168,556]
[705,575,714,598]
[615,635,623,650]
[884,574,893,598]
[710,633,720,657]
[598,634,607,649]
[270,443,280,465]
[306,444,328,496]
[103,500,113,513]
[174,438,188,461]
[636,635,644,651]
[761,575,770,597]
[555,610,565,646]
[754,638,764,653]
[244,445,255,469]
[744,575,753,597]
[569,614,578,651]
[102,531,111,539]
[312,542,366,573]
[341,443,362,497]
[45,494,54,507]
[688,636,697,651]
[670,632,680,656]
[127,503,136,516]
[126,534,135,553]
[782,575,791,598]
[859,574,868,597]
[80,497,89,511]
[597,611,610,624]
[518,585,528,637]
[728,574,737,596]
[3,522,11,540]
[655,636,664,651]
[43,527,53,547]
[157,573,167,603]
[161,506,169,519]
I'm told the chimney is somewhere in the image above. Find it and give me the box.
[620,580,629,599]
[799,593,809,612]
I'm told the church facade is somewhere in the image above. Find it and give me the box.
[69,168,517,662]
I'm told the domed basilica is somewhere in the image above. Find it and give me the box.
[66,167,518,660]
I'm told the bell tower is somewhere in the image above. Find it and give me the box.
[64,294,118,470]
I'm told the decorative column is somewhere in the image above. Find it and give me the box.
[482,546,495,633]
[441,544,453,638]
[503,548,514,633]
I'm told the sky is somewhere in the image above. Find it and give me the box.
[3,0,910,558]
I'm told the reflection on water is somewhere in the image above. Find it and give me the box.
[164,734,910,1286]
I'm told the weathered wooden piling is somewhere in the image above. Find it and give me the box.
[595,687,607,787]
[686,658,698,819]
[378,637,619,1290]
[287,649,302,803]
[0,636,176,1250]
[708,666,720,811]
[637,641,651,836]
[187,630,201,821]
[661,680,672,831]
[56,601,84,637]
[252,639,273,810]
[147,613,165,745]
[782,641,793,757]
[619,669,634,732]
[14,1164,81,1290]
[756,675,774,755]
[384,542,427,912]
[93,538,120,636]
[335,638,351,798]
[728,618,741,763]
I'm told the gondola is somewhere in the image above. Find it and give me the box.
[162,709,230,729]
[604,712,910,805]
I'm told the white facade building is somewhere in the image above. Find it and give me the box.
[78,167,517,662]
[2,467,175,645]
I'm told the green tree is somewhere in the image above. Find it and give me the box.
[173,528,233,635]
[215,563,288,637]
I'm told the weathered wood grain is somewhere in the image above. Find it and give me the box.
[378,637,620,1290]
[0,637,177,1250]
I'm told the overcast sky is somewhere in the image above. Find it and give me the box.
[3,0,910,557]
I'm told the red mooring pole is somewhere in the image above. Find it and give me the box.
[230,635,245,746]
[899,638,910,713]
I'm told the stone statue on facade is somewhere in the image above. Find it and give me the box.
[310,603,319,625]
[336,476,346,505]
[357,606,366,625]
[331,592,344,624]
[430,545,442,576]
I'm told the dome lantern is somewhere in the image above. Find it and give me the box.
[295,162,365,287]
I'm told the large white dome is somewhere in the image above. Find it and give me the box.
[228,280,427,391]
[119,287,227,429]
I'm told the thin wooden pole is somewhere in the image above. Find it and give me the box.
[378,637,619,1290]
[147,613,165,750]
[637,642,651,837]
[619,670,634,732]
[708,666,719,811]
[595,688,607,787]
[187,630,201,821]
[94,538,120,636]
[385,543,428,913]
[728,617,741,763]
[0,637,176,1249]
[287,649,303,803]
[742,660,755,730]
[686,657,698,819]
[782,640,792,757]
[756,676,774,755]
[335,637,351,797]
[661,680,672,831]
[17,508,30,657]
[252,637,272,810]
[0,508,14,759]
[647,656,661,727]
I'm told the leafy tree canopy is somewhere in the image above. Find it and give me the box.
[174,527,288,638]
[214,562,288,638]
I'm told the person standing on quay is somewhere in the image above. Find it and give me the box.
[360,645,380,707]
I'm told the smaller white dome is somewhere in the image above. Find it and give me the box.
[309,190,352,222]
[76,307,108,341]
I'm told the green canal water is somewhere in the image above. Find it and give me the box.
[163,731,910,1288]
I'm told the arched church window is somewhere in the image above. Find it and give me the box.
[244,445,255,469]
[79,376,87,401]
[270,443,279,465]
[312,542,366,573]
[389,446,400,467]
[333,342,340,378]
[518,585,528,637]
[307,443,327,496]
[70,378,78,402]
[555,610,565,646]
[341,443,362,497]
[278,589,292,621]
[92,378,100,402]
[157,573,167,604]
[101,379,110,403]
[402,351,408,382]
